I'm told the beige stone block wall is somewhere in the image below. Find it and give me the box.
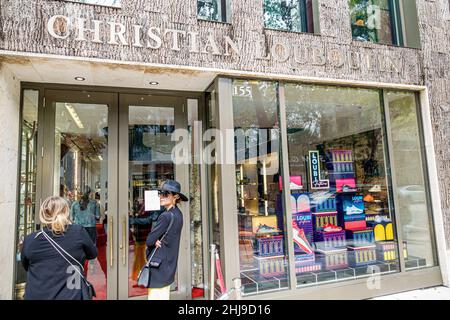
[0,64,20,299]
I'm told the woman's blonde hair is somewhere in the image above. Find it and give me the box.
[39,196,71,235]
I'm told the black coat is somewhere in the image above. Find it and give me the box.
[21,224,98,300]
[145,205,183,288]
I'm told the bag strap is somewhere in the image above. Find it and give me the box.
[146,211,174,266]
[37,230,88,283]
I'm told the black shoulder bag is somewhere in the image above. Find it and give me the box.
[137,212,174,288]
[39,230,96,300]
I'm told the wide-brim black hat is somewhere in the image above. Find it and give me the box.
[158,180,189,202]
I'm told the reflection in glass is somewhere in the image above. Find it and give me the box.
[264,0,314,33]
[197,0,229,22]
[386,91,436,269]
[15,90,39,300]
[349,0,400,45]
[128,106,175,298]
[285,84,400,288]
[54,102,109,300]
[233,80,290,296]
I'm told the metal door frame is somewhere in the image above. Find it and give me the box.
[118,93,191,300]
[41,89,119,300]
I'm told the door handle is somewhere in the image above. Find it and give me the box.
[109,216,113,267]
[121,216,126,266]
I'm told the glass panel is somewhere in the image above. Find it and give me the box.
[197,0,228,22]
[233,80,290,296]
[188,99,205,298]
[15,90,39,300]
[285,84,400,288]
[127,106,175,298]
[264,0,313,33]
[349,0,398,45]
[54,102,108,300]
[386,91,436,269]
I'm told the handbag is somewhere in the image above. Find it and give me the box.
[39,230,96,300]
[137,212,174,288]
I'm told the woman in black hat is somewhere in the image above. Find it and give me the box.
[145,180,188,300]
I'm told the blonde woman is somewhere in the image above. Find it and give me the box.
[21,196,98,300]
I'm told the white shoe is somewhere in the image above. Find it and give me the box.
[346,205,364,215]
[369,185,382,192]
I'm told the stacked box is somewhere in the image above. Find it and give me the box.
[347,245,377,267]
[314,229,346,249]
[346,228,375,246]
[367,220,394,242]
[295,263,322,274]
[326,150,357,193]
[294,253,322,273]
[312,212,338,230]
[293,212,314,246]
[376,241,397,262]
[255,235,284,257]
[254,255,285,277]
[295,253,316,266]
[316,248,349,270]
[337,194,367,230]
[310,193,336,213]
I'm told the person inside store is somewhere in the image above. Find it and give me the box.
[71,186,101,245]
[144,180,187,300]
[21,196,98,300]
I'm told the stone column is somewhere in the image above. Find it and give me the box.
[0,63,21,299]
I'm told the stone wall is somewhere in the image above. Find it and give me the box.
[0,64,21,299]
[0,0,448,242]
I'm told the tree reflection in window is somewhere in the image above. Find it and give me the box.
[264,0,313,33]
[197,0,227,22]
[349,0,401,45]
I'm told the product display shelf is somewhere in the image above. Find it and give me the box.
[240,256,407,296]
[296,259,399,288]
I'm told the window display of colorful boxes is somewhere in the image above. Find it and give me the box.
[295,253,322,274]
[376,241,397,262]
[337,194,367,230]
[255,235,284,257]
[326,150,357,193]
[254,255,286,277]
[310,193,336,213]
[312,212,338,230]
[314,229,346,249]
[347,245,377,267]
[315,247,349,271]
[293,212,314,245]
[366,219,394,242]
[345,228,375,246]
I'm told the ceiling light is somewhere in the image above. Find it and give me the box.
[65,103,84,129]
[75,76,86,81]
[149,81,159,85]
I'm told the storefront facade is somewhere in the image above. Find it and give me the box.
[0,0,449,300]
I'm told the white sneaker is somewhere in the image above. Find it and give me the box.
[369,185,382,192]
[346,205,364,215]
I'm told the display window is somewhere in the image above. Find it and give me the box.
[233,80,436,296]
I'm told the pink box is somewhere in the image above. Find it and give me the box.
[335,178,356,192]
[279,176,303,191]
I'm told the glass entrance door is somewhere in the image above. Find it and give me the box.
[39,90,193,300]
[118,94,190,299]
[43,90,119,300]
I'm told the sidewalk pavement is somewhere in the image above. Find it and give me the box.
[371,286,450,300]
